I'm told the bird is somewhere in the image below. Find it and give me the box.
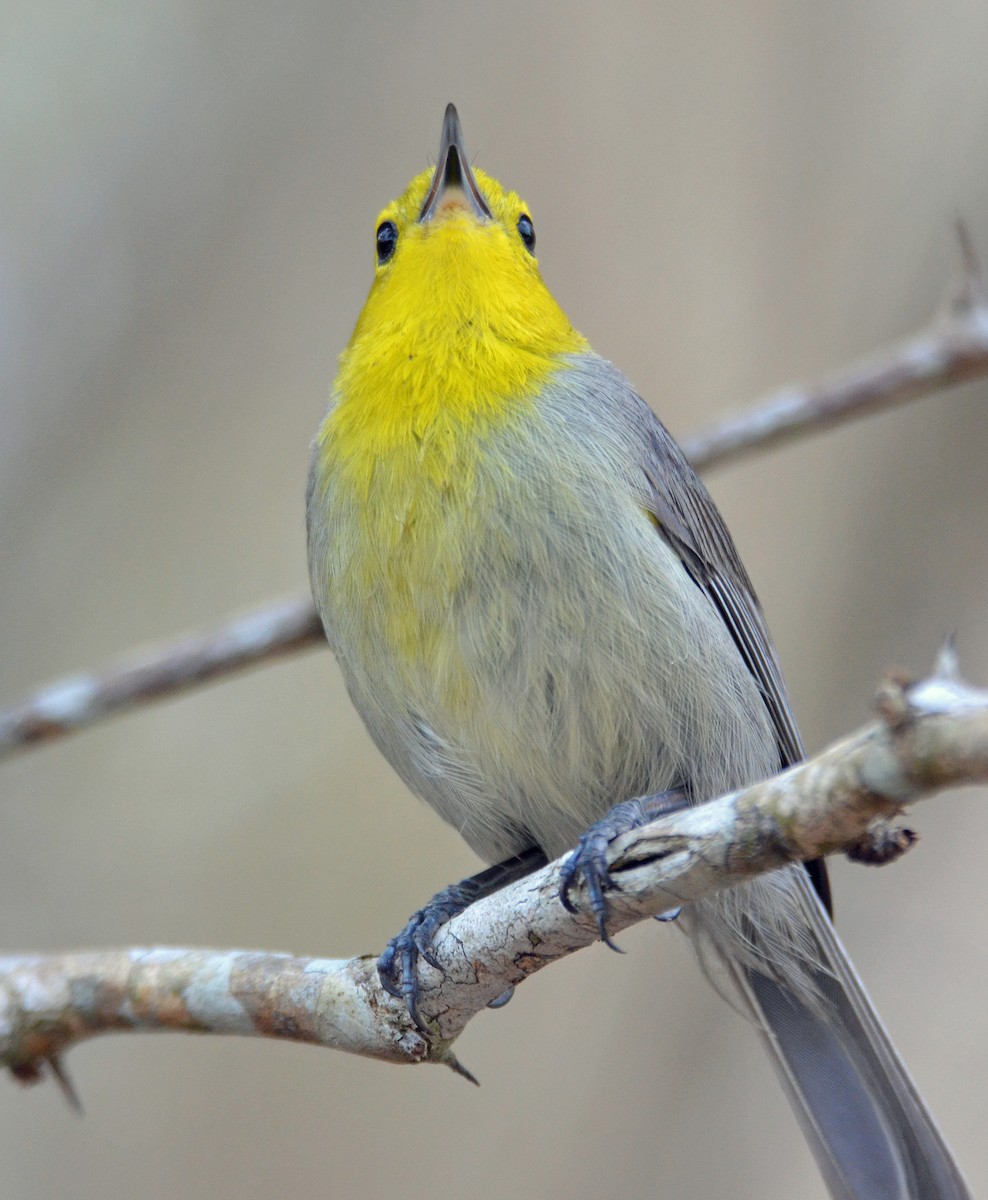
[307,104,969,1200]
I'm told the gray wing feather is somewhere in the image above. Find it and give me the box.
[637,416,805,769]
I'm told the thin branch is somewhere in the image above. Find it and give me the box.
[680,225,988,467]
[2,236,987,762]
[0,597,322,755]
[3,651,986,1087]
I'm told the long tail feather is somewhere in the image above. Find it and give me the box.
[731,875,969,1200]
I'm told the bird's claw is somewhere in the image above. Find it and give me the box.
[559,828,624,951]
[377,848,548,1032]
[378,898,461,1032]
[558,790,688,950]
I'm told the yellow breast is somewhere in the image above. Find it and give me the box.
[310,163,586,670]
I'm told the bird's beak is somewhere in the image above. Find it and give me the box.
[419,103,492,223]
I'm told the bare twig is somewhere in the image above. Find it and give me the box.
[0,597,322,755]
[2,236,986,762]
[3,651,985,1086]
[681,228,988,467]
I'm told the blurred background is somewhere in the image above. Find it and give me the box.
[2,3,987,1198]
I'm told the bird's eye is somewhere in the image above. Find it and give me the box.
[517,213,536,254]
[376,220,398,264]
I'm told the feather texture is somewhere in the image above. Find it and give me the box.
[310,329,968,1199]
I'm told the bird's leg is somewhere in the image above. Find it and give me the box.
[378,845,548,1032]
[558,789,688,950]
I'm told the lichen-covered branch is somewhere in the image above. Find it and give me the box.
[0,949,432,1099]
[3,651,985,1091]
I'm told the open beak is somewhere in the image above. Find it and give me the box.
[419,103,492,223]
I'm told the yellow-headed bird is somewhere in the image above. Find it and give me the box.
[307,105,967,1200]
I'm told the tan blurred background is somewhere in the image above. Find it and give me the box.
[3,3,988,1197]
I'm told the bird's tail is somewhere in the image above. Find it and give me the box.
[728,872,969,1200]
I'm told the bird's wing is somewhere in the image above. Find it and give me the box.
[624,388,830,907]
[615,374,969,1200]
[635,409,804,769]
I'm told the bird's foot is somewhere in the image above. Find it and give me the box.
[558,789,688,950]
[378,847,547,1032]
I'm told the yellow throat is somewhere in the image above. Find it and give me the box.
[320,104,588,497]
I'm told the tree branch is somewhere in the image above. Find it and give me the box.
[4,650,985,1091]
[680,222,988,467]
[1,235,985,762]
[0,597,322,755]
